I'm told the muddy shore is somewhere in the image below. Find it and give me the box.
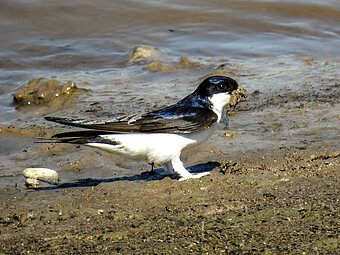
[0,145,339,254]
[1,72,339,254]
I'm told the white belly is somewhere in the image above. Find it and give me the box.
[86,124,217,164]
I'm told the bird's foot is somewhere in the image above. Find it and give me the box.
[178,171,210,181]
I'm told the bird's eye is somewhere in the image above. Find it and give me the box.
[217,83,226,91]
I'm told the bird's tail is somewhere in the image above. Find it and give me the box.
[40,130,115,145]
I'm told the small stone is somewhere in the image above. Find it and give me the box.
[224,131,234,138]
[25,178,41,189]
[23,168,59,182]
[128,45,160,62]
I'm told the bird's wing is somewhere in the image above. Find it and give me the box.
[45,106,217,134]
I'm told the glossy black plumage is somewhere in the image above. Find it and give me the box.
[45,106,217,134]
[45,76,239,135]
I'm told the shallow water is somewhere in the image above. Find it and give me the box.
[1,0,339,91]
[0,0,339,190]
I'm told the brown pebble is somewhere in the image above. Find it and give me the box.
[225,131,234,138]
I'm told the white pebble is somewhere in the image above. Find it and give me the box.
[23,168,59,182]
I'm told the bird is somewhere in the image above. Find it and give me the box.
[45,76,241,180]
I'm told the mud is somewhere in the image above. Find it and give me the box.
[13,78,88,115]
[0,71,339,253]
[0,146,339,254]
[147,56,202,72]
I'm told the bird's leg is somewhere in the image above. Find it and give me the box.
[171,154,210,181]
[149,162,155,174]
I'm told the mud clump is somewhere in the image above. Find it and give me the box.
[128,45,160,64]
[13,78,82,109]
[178,56,202,68]
[148,56,202,72]
[229,86,248,107]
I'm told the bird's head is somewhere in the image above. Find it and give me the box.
[194,76,239,113]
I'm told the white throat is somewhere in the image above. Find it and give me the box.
[208,93,231,122]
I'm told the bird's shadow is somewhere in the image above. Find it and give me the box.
[34,162,220,191]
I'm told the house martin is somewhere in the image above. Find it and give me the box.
[45,76,245,180]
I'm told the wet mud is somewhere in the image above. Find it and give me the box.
[1,69,339,253]
[13,78,89,116]
[0,146,339,254]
